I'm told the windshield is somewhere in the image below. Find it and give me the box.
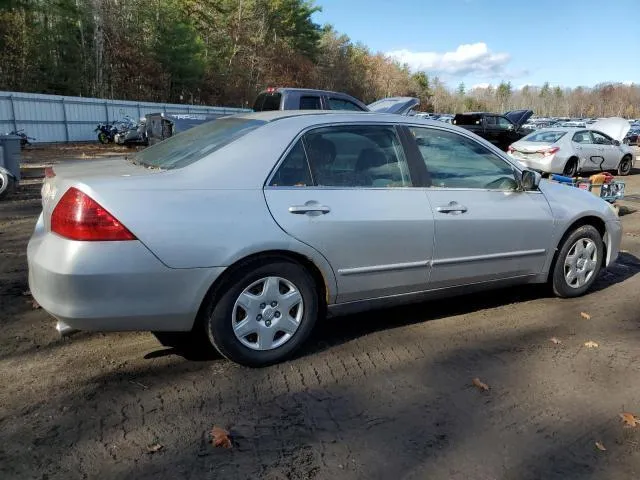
[131,117,265,169]
[253,92,281,112]
[523,130,566,143]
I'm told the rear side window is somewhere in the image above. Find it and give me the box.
[572,131,592,144]
[132,117,266,169]
[327,97,364,111]
[253,92,281,111]
[303,125,412,188]
[299,96,322,110]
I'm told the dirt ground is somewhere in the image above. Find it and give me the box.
[2,147,640,479]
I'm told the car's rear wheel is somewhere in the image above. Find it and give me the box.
[204,259,319,367]
[618,155,632,176]
[563,157,578,177]
[551,225,603,298]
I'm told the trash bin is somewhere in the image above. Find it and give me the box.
[0,134,21,200]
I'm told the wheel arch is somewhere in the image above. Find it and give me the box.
[192,250,331,332]
[547,215,606,282]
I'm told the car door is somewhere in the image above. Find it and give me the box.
[496,116,519,149]
[264,124,435,303]
[405,125,554,289]
[590,130,620,169]
[571,130,600,172]
[482,115,503,148]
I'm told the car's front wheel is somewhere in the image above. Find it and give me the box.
[204,258,319,367]
[0,170,15,200]
[551,225,603,298]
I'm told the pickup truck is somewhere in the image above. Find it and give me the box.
[252,87,419,115]
[452,110,533,151]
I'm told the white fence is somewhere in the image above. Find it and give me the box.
[0,91,250,143]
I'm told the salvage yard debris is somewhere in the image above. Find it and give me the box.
[619,412,640,427]
[210,426,232,449]
[472,378,490,392]
[584,341,599,348]
[595,441,607,451]
[580,312,591,320]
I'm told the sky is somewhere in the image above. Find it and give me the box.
[312,0,639,90]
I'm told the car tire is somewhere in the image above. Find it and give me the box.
[563,157,578,177]
[618,155,632,176]
[0,170,15,200]
[203,258,319,367]
[551,225,603,298]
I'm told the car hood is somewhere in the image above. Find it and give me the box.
[590,117,630,142]
[367,97,420,115]
[504,109,534,128]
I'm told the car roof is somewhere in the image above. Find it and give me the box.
[232,110,445,126]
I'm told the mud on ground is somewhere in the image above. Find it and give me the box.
[1,150,640,479]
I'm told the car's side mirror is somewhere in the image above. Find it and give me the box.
[521,169,541,191]
[613,139,621,146]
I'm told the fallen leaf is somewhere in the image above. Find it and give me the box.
[584,341,599,348]
[472,377,490,392]
[619,412,640,427]
[210,426,232,449]
[31,298,41,310]
[580,312,591,320]
[595,441,607,451]
[147,443,163,453]
[550,337,562,344]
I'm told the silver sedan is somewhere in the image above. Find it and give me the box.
[28,111,622,366]
[508,118,634,176]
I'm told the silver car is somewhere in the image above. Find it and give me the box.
[508,118,634,177]
[28,111,622,366]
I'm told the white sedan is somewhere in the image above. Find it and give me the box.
[507,118,634,176]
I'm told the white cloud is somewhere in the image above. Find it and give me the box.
[471,82,492,90]
[386,42,511,77]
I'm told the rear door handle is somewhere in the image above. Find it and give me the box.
[289,204,331,215]
[436,201,467,214]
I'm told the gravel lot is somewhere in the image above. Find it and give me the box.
[1,147,640,479]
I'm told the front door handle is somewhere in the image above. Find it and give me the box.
[289,203,331,215]
[436,201,468,214]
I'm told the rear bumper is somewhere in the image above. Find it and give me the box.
[28,214,224,332]
[508,153,563,173]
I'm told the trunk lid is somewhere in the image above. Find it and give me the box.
[504,109,534,129]
[367,97,420,115]
[590,117,630,142]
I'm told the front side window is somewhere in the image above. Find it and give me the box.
[591,131,612,145]
[301,125,412,188]
[408,126,517,190]
[327,97,364,111]
[497,117,513,129]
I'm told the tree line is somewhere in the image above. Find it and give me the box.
[0,0,638,118]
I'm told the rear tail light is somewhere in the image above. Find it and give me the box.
[51,187,136,241]
[44,167,55,178]
[542,147,560,157]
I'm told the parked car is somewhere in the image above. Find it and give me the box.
[507,118,634,176]
[253,87,419,115]
[452,109,533,151]
[623,127,640,146]
[29,112,621,366]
